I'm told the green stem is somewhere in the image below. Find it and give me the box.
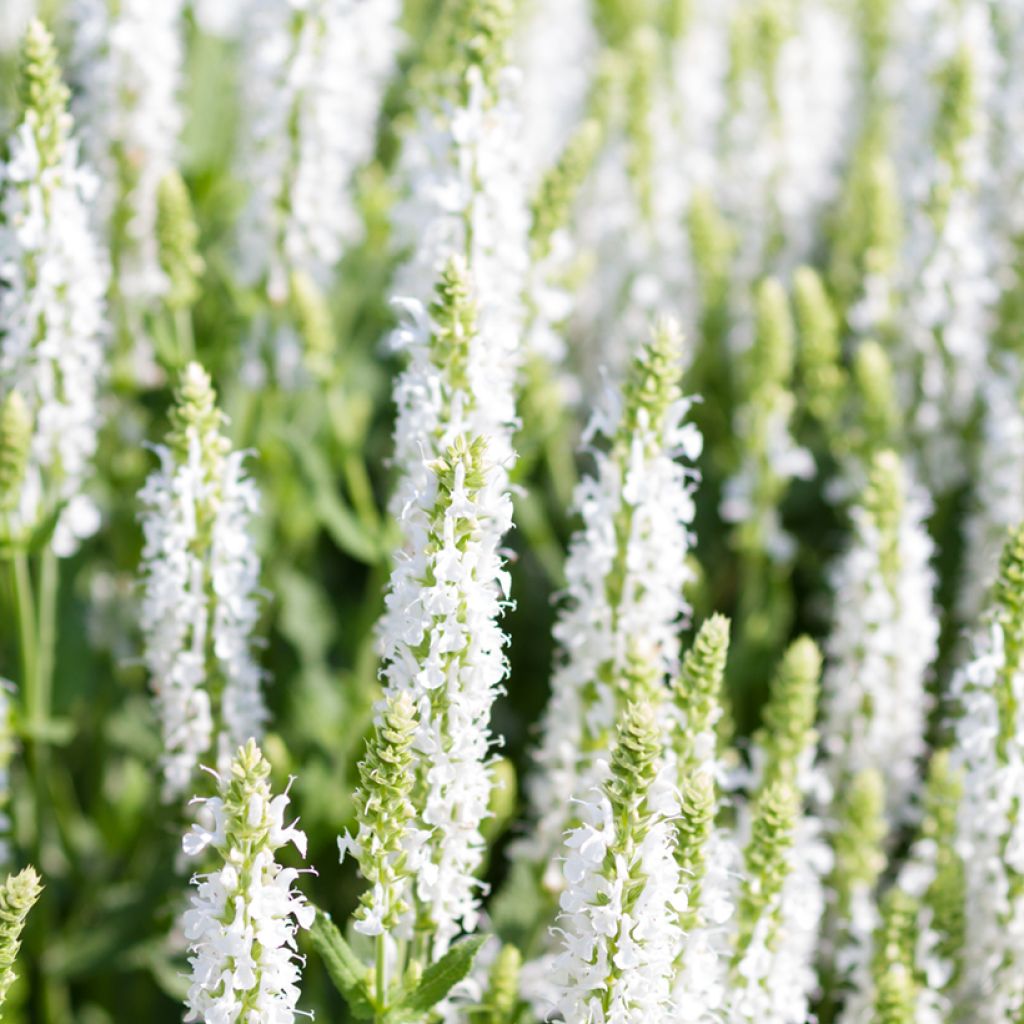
[174,306,196,364]
[11,552,38,725]
[375,932,388,1017]
[343,449,380,535]
[36,546,58,731]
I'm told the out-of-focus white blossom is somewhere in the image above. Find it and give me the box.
[238,0,402,302]
[888,0,998,491]
[953,524,1024,1022]
[0,19,109,556]
[182,740,314,1024]
[0,0,32,55]
[820,450,938,827]
[70,0,184,314]
[392,6,528,382]
[138,363,266,800]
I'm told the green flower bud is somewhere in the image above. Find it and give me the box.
[607,701,662,819]
[530,119,602,261]
[168,362,230,472]
[688,188,735,317]
[672,614,730,777]
[751,277,795,392]
[735,779,798,961]
[793,266,844,427]
[484,945,522,1024]
[429,256,477,397]
[619,316,685,450]
[832,768,887,918]
[757,636,821,787]
[853,340,900,455]
[0,392,32,514]
[156,170,205,312]
[625,28,659,221]
[17,20,69,170]
[933,46,975,195]
[919,751,965,985]
[483,757,518,843]
[350,692,420,934]
[0,866,43,1011]
[676,770,715,930]
[289,271,335,380]
[871,887,919,1023]
[863,449,904,586]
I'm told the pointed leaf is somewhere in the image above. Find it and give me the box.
[395,935,487,1018]
[308,909,375,1020]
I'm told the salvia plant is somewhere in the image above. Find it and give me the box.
[3,2,1024,1022]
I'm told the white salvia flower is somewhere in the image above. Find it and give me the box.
[952,524,1024,1022]
[959,367,1024,628]
[514,0,596,190]
[69,0,184,312]
[555,701,682,1024]
[820,450,939,827]
[391,0,528,373]
[0,20,109,557]
[888,0,998,491]
[182,740,314,1024]
[138,363,267,800]
[238,0,402,302]
[191,0,247,37]
[520,320,701,890]
[773,4,855,274]
[0,0,32,55]
[377,258,516,956]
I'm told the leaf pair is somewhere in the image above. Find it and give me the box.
[310,909,485,1023]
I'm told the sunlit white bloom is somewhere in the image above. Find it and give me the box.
[959,367,1024,627]
[952,536,1024,1021]
[0,0,32,55]
[514,0,596,189]
[0,21,109,555]
[138,364,267,800]
[392,53,528,378]
[377,258,517,956]
[182,741,314,1024]
[555,704,682,1024]
[70,0,184,309]
[239,0,402,301]
[888,0,998,490]
[520,323,701,889]
[820,453,938,826]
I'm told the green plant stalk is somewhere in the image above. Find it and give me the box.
[36,546,57,734]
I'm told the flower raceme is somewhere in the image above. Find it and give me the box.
[0,18,109,555]
[556,700,682,1024]
[377,256,517,957]
[138,362,267,800]
[182,740,313,1024]
[522,318,702,891]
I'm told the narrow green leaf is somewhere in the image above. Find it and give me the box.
[308,910,375,1020]
[285,431,381,564]
[396,935,487,1017]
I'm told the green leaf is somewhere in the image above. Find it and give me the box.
[308,909,375,1020]
[284,431,382,564]
[393,935,486,1019]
